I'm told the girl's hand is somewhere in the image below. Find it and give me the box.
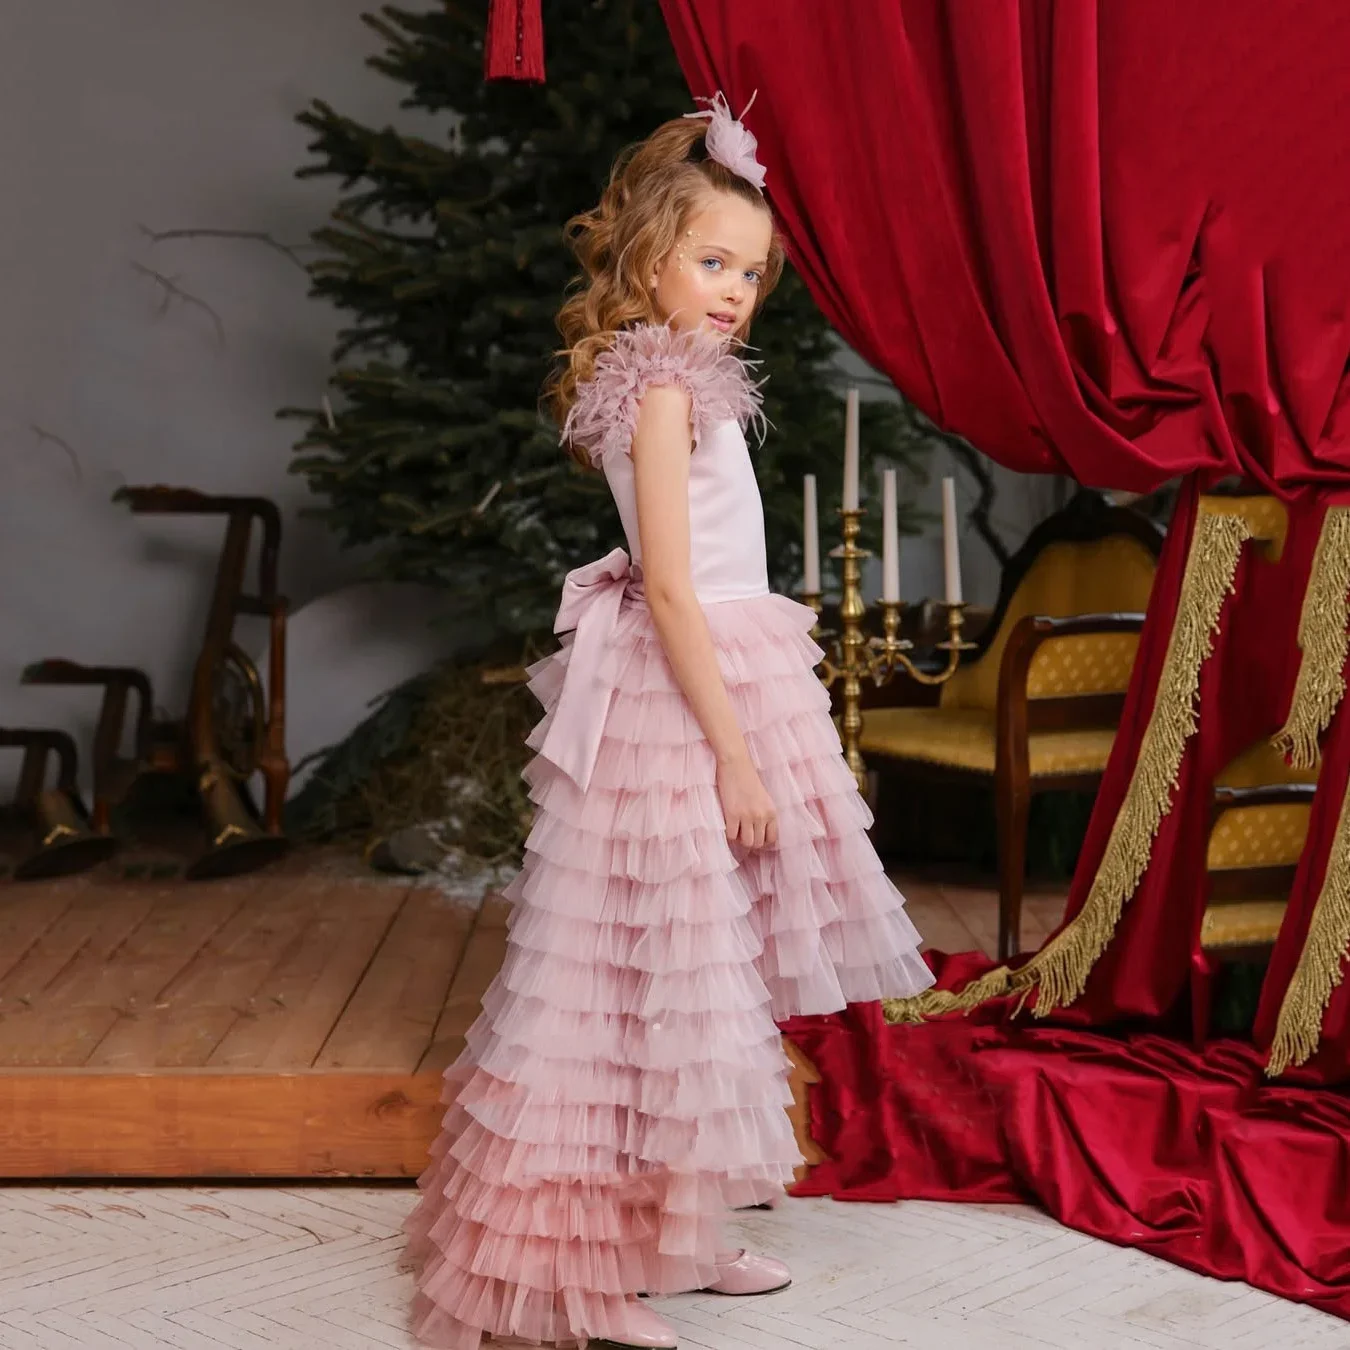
[716,754,779,850]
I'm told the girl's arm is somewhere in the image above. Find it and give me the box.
[630,386,777,849]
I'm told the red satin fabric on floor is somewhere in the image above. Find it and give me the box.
[784,993,1350,1318]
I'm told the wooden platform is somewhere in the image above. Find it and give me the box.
[0,847,1064,1181]
[0,849,497,1179]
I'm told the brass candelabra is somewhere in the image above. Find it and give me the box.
[801,507,975,794]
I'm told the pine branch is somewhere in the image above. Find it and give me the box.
[287,0,965,635]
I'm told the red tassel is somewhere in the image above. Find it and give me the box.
[484,0,546,83]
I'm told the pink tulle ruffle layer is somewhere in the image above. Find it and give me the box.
[404,591,933,1348]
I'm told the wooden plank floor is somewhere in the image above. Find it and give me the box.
[897,864,1069,960]
[0,846,1064,1180]
[0,857,480,1074]
[0,850,486,1179]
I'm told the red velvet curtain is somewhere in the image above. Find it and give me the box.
[660,0,1350,494]
[1050,486,1320,1026]
[1256,672,1350,1082]
[661,0,1350,1316]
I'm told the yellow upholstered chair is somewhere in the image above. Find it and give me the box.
[1191,739,1319,1044]
[858,491,1164,958]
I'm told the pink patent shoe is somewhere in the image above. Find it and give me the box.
[591,1298,679,1349]
[701,1248,792,1296]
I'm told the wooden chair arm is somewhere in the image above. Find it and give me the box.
[114,486,284,603]
[997,610,1146,718]
[1205,783,1317,903]
[1006,611,1148,659]
[1211,782,1318,827]
[0,728,80,796]
[994,611,1146,781]
[21,661,154,764]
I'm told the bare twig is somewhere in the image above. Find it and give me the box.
[138,224,314,273]
[131,261,226,347]
[30,425,82,481]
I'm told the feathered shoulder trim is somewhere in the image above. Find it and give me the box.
[561,323,766,467]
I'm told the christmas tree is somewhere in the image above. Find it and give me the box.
[286,0,946,643]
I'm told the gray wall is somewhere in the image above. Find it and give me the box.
[895,454,1064,607]
[833,350,1063,611]
[0,0,405,788]
[873,434,1065,609]
[0,2,1058,798]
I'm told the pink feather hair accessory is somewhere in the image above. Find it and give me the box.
[683,91,768,192]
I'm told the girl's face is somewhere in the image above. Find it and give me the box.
[650,191,773,340]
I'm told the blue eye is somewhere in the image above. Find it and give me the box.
[700,257,761,283]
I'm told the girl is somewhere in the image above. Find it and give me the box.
[404,93,934,1350]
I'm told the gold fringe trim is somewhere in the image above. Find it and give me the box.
[1266,775,1350,1076]
[1271,507,1350,770]
[884,510,1252,1026]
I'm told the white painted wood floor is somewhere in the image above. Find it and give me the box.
[0,1184,1343,1348]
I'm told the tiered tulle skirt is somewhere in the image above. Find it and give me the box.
[404,592,933,1348]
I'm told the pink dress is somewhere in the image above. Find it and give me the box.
[404,323,934,1348]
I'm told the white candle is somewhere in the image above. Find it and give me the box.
[842,388,860,511]
[882,469,900,603]
[941,476,963,604]
[803,474,821,594]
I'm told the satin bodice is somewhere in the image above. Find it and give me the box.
[542,322,771,791]
[601,416,770,604]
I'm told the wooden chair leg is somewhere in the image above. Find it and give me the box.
[10,734,53,811]
[996,775,1031,962]
[260,601,289,835]
[258,757,289,834]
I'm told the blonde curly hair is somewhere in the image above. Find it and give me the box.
[545,115,785,468]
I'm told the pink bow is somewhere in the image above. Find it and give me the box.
[537,547,633,792]
[684,91,767,191]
